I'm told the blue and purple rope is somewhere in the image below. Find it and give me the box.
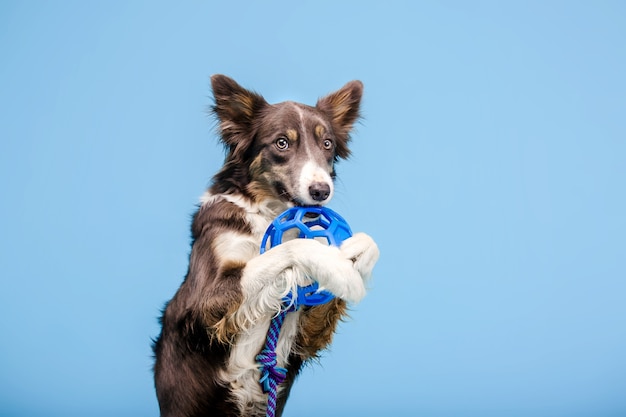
[256,307,290,417]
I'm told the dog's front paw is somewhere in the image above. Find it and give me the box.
[340,233,380,282]
[322,255,368,304]
[283,239,364,304]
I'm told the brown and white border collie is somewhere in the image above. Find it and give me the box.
[153,75,380,417]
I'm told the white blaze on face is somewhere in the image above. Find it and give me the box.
[297,160,334,205]
[289,102,334,205]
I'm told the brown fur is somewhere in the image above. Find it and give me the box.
[296,300,348,358]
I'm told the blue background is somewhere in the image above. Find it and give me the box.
[1,1,625,416]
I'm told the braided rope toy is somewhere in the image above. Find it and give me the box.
[256,206,352,417]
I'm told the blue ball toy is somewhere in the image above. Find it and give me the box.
[260,206,353,306]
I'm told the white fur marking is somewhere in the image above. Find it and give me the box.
[200,191,289,235]
[297,160,334,205]
[225,310,301,416]
[293,103,307,140]
[289,103,334,205]
[213,232,259,264]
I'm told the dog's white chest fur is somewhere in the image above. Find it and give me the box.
[203,192,298,412]
[225,310,301,415]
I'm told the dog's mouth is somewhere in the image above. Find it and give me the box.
[274,182,322,208]
[275,182,297,204]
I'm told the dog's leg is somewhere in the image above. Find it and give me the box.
[232,233,379,330]
[295,298,348,357]
[288,234,379,367]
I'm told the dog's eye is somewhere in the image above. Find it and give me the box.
[275,137,289,150]
[323,139,334,150]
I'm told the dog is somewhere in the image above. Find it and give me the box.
[153,75,380,417]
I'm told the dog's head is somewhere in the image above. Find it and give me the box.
[210,74,362,207]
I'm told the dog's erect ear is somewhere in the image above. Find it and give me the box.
[316,80,363,158]
[211,74,267,147]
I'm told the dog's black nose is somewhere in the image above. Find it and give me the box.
[309,182,331,202]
